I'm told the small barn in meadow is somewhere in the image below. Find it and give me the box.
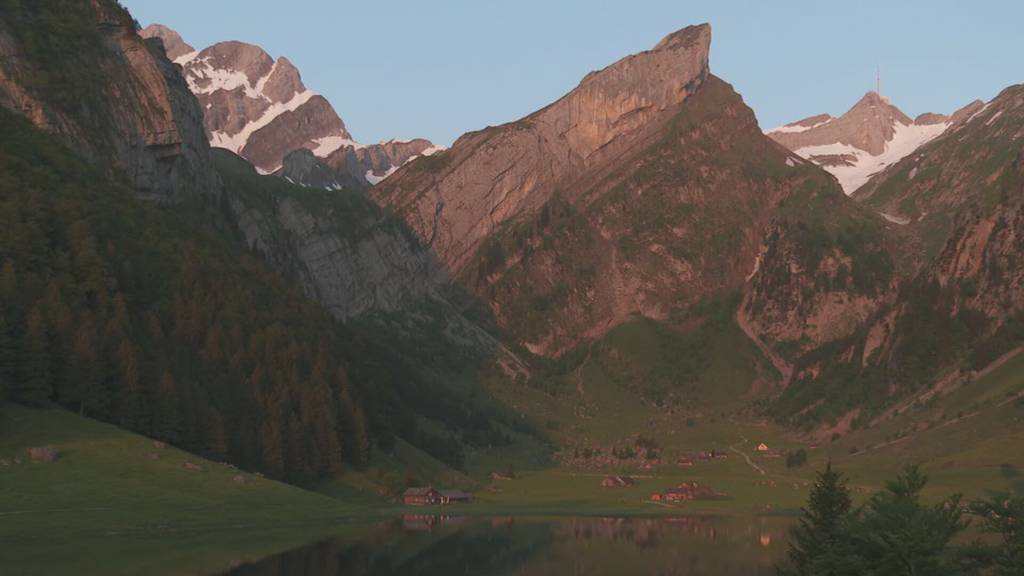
[403,487,441,506]
[439,489,472,504]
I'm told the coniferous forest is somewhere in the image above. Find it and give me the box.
[781,465,1024,576]
[0,110,392,482]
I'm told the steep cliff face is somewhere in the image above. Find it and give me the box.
[138,22,194,60]
[862,85,1024,372]
[0,1,218,202]
[215,150,443,318]
[738,179,899,384]
[853,85,1024,263]
[373,24,892,357]
[763,85,1024,426]
[215,149,527,379]
[140,24,441,188]
[375,24,712,276]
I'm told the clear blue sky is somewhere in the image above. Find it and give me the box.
[123,0,1022,146]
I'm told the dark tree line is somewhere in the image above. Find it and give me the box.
[780,464,1023,576]
[0,102,537,484]
[0,111,383,482]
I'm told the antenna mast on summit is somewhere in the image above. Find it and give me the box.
[876,65,881,96]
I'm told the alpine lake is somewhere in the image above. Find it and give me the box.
[220,514,789,576]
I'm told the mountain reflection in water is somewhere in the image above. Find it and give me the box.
[223,515,789,575]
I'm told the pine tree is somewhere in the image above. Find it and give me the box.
[284,412,310,481]
[204,406,228,460]
[152,371,181,443]
[258,413,285,477]
[965,494,1024,575]
[301,381,343,475]
[852,466,967,576]
[781,463,857,576]
[20,306,53,406]
[339,377,371,467]
[0,260,16,315]
[113,337,145,430]
[64,312,106,416]
[0,313,14,400]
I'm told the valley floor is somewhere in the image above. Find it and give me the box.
[2,349,1021,574]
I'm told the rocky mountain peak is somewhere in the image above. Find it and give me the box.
[188,41,278,85]
[831,91,912,154]
[548,23,711,161]
[654,22,712,51]
[376,23,713,277]
[370,24,872,356]
[140,23,438,188]
[767,91,966,193]
[140,23,195,61]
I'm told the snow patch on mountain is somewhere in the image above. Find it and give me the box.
[187,57,264,99]
[312,136,362,158]
[174,51,199,66]
[210,90,315,153]
[793,120,949,193]
[366,166,399,185]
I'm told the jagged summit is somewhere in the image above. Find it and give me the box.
[373,24,881,358]
[767,91,978,193]
[140,23,194,61]
[377,23,713,275]
[140,23,440,188]
[654,22,711,51]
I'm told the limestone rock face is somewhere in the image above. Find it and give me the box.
[854,84,1024,283]
[139,23,195,61]
[239,95,348,171]
[227,166,442,317]
[218,149,520,372]
[275,148,349,190]
[375,24,712,275]
[0,2,218,202]
[755,84,1024,420]
[319,138,440,186]
[772,92,911,156]
[372,24,892,356]
[141,24,439,188]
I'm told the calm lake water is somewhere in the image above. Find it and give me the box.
[223,515,790,575]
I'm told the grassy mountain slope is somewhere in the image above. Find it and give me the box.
[763,85,1024,429]
[0,405,365,576]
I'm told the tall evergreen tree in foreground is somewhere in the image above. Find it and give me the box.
[964,494,1024,575]
[854,466,968,575]
[780,462,856,576]
[781,465,974,576]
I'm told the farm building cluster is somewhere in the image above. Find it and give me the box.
[402,487,472,506]
[649,481,721,503]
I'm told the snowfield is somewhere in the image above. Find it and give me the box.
[792,121,950,194]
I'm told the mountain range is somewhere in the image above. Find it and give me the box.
[1,0,1022,498]
[140,23,443,190]
[767,91,983,194]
